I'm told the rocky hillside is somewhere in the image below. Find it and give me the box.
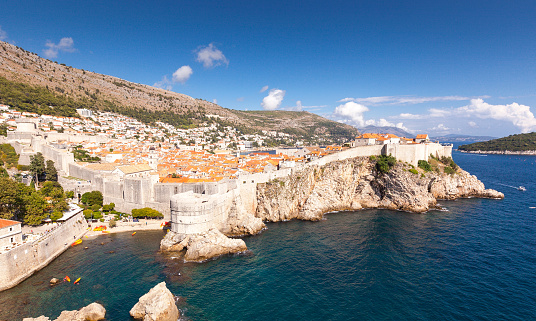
[256,157,503,220]
[0,41,357,143]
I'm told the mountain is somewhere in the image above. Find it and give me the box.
[0,41,358,144]
[431,134,497,142]
[458,132,536,152]
[358,125,414,138]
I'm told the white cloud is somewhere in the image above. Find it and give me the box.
[456,98,536,133]
[172,65,193,84]
[430,123,450,131]
[261,89,285,110]
[260,85,269,93]
[237,97,245,102]
[0,26,7,41]
[333,102,369,127]
[43,37,76,59]
[364,118,412,132]
[339,95,481,106]
[195,43,228,68]
[213,99,218,104]
[468,121,477,128]
[153,75,173,91]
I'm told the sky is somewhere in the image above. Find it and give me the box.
[1,0,536,137]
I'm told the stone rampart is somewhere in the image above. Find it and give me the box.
[170,190,234,235]
[0,212,88,292]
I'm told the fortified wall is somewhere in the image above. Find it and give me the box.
[169,142,453,236]
[0,212,88,292]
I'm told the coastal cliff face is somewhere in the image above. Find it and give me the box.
[255,157,503,221]
[161,156,502,262]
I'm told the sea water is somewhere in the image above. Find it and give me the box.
[0,147,535,320]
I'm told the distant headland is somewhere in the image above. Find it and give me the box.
[459,132,536,155]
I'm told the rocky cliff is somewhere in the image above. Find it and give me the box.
[255,157,503,221]
[161,156,502,262]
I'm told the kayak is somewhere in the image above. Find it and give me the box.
[72,239,82,246]
[64,276,70,282]
[74,277,81,284]
[132,232,136,236]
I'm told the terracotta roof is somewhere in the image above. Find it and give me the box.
[0,219,20,229]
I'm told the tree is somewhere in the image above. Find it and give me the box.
[50,210,63,222]
[81,191,103,207]
[66,190,74,199]
[132,207,163,219]
[23,192,48,225]
[29,152,46,183]
[0,177,21,219]
[45,160,58,181]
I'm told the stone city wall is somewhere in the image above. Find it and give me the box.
[0,212,88,292]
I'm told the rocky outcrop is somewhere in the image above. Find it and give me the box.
[129,282,179,321]
[255,157,503,220]
[23,302,106,321]
[161,228,248,262]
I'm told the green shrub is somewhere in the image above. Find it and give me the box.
[99,218,104,222]
[83,209,93,219]
[90,204,101,211]
[418,160,432,172]
[369,155,377,161]
[444,166,455,175]
[66,190,75,199]
[109,218,117,228]
[375,155,397,173]
[409,168,418,175]
[421,173,425,178]
[132,207,163,219]
[50,210,63,222]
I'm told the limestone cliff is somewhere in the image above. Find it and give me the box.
[255,157,503,221]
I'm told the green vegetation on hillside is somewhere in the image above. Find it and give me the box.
[459,132,536,152]
[0,144,18,168]
[0,76,80,117]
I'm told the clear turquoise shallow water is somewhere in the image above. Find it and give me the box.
[0,147,535,320]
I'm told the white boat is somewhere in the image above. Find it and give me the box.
[518,186,526,191]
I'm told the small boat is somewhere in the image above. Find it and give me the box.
[132,232,136,236]
[102,230,109,234]
[64,276,71,282]
[71,239,82,246]
[518,186,526,191]
[73,277,81,284]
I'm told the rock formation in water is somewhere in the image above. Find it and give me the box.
[256,157,503,221]
[129,282,179,321]
[161,228,248,262]
[22,302,106,321]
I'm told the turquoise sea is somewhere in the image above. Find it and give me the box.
[0,146,535,320]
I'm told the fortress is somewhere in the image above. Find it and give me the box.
[5,122,452,238]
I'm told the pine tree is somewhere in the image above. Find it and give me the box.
[45,160,58,181]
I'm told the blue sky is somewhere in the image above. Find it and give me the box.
[2,0,536,137]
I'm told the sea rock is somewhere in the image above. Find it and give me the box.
[161,228,248,262]
[183,228,248,262]
[130,282,179,321]
[23,317,50,321]
[49,278,61,286]
[23,302,105,321]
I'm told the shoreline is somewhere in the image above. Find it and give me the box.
[459,150,536,155]
[84,219,167,238]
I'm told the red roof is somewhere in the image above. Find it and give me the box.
[0,219,20,229]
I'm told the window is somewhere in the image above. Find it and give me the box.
[10,237,13,243]
[9,227,12,232]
